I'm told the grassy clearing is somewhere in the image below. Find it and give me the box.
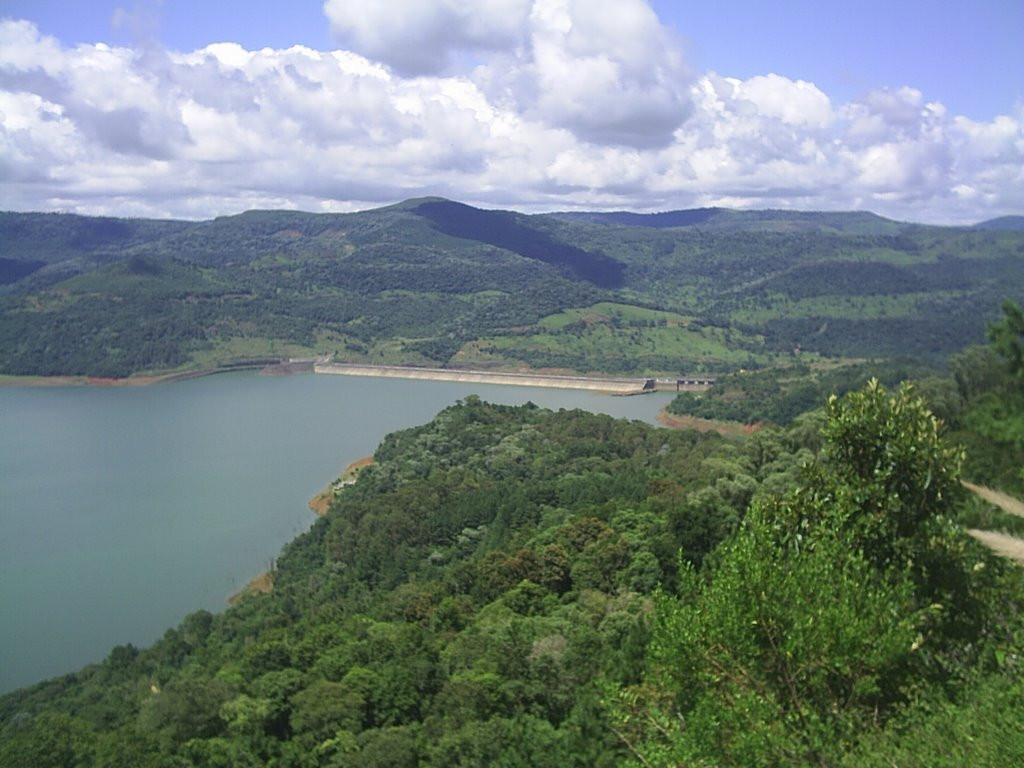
[536,301,695,329]
[465,303,774,373]
[841,246,935,265]
[448,342,533,371]
[187,336,322,368]
[461,289,508,306]
[731,293,931,323]
[477,328,756,372]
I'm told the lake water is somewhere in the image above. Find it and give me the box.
[0,371,674,694]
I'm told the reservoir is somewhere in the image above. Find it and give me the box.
[0,371,674,694]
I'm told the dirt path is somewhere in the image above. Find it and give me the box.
[656,409,761,437]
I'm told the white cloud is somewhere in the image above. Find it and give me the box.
[522,0,692,147]
[0,9,1022,224]
[323,0,532,76]
[734,74,833,128]
[325,0,692,148]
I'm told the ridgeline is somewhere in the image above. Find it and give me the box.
[3,200,1022,379]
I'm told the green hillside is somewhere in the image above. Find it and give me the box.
[2,201,1022,378]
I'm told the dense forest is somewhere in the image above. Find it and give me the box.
[2,200,1023,378]
[668,301,1024,497]
[2,304,1022,767]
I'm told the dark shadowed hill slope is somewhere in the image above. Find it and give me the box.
[413,199,626,288]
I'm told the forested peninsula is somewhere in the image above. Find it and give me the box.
[2,303,1023,766]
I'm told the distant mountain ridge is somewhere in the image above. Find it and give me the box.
[549,206,908,235]
[413,200,625,288]
[974,215,1024,231]
[1,199,1023,378]
[1,199,995,264]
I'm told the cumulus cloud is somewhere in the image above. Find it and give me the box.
[0,7,1022,224]
[325,0,693,148]
[323,0,531,76]
[516,0,692,147]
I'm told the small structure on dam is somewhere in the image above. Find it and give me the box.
[676,376,716,391]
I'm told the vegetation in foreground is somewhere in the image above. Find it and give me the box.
[1,308,1023,767]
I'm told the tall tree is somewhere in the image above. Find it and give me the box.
[615,381,997,767]
[988,299,1024,383]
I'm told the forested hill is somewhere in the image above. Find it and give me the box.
[2,200,1023,378]
[974,215,1024,231]
[549,206,905,234]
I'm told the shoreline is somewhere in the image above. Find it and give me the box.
[229,455,375,605]
[308,456,375,516]
[228,569,274,605]
[0,360,313,388]
[1,361,707,396]
[234,411,735,605]
[0,371,200,388]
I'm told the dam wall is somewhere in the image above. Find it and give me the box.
[314,363,645,393]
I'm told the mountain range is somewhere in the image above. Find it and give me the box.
[2,199,1022,378]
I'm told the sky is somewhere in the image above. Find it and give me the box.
[0,0,1021,224]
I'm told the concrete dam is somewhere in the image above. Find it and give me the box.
[314,363,649,393]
